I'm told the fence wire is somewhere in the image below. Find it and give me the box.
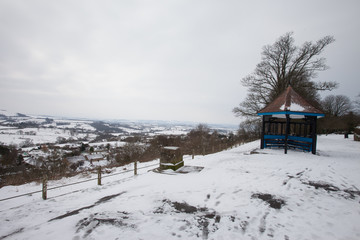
[0,162,159,202]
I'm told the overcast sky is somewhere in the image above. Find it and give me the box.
[1,0,359,125]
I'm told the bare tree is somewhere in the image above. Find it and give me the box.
[117,142,145,163]
[233,32,337,119]
[354,93,360,114]
[186,124,211,154]
[0,145,18,166]
[321,95,352,117]
[237,119,261,142]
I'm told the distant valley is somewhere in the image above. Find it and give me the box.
[0,109,239,187]
[0,109,237,147]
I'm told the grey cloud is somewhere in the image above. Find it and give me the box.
[0,0,359,124]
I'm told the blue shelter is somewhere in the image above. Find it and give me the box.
[257,86,325,154]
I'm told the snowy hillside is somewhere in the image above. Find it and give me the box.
[0,135,359,240]
[0,109,236,147]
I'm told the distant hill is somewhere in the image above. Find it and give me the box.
[0,109,28,118]
[0,109,237,147]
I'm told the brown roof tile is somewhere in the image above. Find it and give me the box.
[258,86,323,114]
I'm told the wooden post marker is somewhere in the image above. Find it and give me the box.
[42,175,47,200]
[98,166,102,185]
[134,161,137,176]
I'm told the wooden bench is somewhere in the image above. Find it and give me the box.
[264,135,312,152]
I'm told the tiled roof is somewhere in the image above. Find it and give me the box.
[258,86,323,114]
[85,154,104,161]
[66,156,86,163]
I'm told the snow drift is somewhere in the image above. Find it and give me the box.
[0,135,359,240]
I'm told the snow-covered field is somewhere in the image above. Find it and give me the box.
[0,135,359,240]
[0,127,92,146]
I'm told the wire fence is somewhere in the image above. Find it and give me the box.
[0,143,244,203]
[0,161,159,202]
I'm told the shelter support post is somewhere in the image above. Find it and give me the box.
[284,114,290,154]
[260,115,265,149]
[311,117,317,155]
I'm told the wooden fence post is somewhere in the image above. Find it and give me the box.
[192,149,194,159]
[42,175,47,200]
[98,166,101,185]
[134,161,137,176]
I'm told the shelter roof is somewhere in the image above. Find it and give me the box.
[257,86,324,117]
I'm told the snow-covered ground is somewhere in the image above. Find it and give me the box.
[0,135,359,240]
[0,127,92,146]
[53,119,96,132]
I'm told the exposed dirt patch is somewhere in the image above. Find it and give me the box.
[283,169,308,185]
[0,228,24,240]
[172,201,198,214]
[344,189,360,199]
[306,181,340,192]
[95,192,124,204]
[154,199,221,239]
[252,193,286,209]
[76,212,135,238]
[49,192,125,221]
[303,181,360,200]
[49,205,94,221]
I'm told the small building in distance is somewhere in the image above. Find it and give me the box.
[85,154,105,163]
[23,156,44,168]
